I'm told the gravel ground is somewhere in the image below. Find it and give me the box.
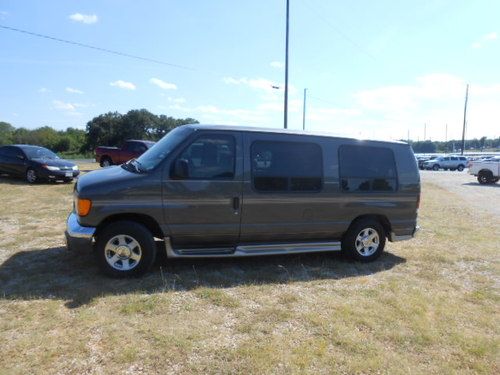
[420,169,500,218]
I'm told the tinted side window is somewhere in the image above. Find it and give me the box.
[0,146,22,158]
[251,141,323,192]
[339,145,397,192]
[174,134,235,180]
[130,142,147,153]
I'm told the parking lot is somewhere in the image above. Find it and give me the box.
[421,170,500,218]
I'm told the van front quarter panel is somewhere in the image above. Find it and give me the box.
[76,166,166,236]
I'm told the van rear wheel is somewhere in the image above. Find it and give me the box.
[95,221,156,277]
[342,219,386,262]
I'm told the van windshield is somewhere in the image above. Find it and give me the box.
[133,126,193,171]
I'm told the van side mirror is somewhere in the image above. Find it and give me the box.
[173,159,189,179]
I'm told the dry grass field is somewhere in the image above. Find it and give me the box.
[0,163,498,374]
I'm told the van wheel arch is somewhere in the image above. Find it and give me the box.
[345,214,391,240]
[95,213,164,242]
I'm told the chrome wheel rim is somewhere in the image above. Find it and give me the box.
[26,169,36,183]
[355,228,380,257]
[102,160,110,167]
[104,234,142,271]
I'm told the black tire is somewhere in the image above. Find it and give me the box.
[432,164,439,171]
[100,157,112,168]
[457,165,464,172]
[26,168,38,183]
[95,221,156,277]
[493,178,499,184]
[341,218,386,262]
[477,171,492,184]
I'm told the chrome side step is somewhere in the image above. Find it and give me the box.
[164,237,341,258]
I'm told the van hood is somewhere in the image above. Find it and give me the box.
[76,165,145,196]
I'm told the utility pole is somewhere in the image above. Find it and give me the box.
[302,88,307,130]
[283,0,290,129]
[461,84,469,155]
[424,123,426,140]
[445,123,448,142]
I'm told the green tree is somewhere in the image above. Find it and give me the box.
[83,110,199,151]
[0,121,15,145]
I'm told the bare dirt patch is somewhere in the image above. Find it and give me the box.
[421,169,500,218]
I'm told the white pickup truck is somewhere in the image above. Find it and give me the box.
[468,156,500,184]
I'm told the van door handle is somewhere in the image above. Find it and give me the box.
[232,197,240,211]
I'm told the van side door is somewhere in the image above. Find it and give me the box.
[162,131,243,248]
[240,134,333,243]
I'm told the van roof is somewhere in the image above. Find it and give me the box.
[185,124,408,146]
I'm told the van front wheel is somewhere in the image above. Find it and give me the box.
[342,219,386,262]
[95,221,156,277]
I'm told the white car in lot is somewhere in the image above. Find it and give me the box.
[423,155,468,171]
[468,156,500,184]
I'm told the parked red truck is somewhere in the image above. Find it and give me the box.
[95,140,155,167]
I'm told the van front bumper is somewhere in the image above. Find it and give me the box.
[65,212,96,251]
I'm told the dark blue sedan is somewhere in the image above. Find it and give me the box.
[0,144,80,183]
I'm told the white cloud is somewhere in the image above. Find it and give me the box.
[150,78,177,90]
[471,31,497,48]
[65,87,84,94]
[270,61,284,69]
[484,32,498,40]
[110,80,136,90]
[69,13,98,24]
[223,77,279,92]
[38,87,51,94]
[338,73,500,140]
[167,97,186,104]
[52,100,76,111]
[52,100,87,112]
[224,76,298,96]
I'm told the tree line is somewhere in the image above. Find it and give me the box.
[0,109,198,156]
[409,137,500,153]
[1,111,498,157]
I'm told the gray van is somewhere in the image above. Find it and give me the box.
[65,125,420,277]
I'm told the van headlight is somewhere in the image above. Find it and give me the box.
[72,165,79,171]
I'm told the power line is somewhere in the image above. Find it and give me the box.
[299,1,376,60]
[0,24,195,71]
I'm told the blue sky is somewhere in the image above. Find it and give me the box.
[0,0,499,141]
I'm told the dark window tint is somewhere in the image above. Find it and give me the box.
[339,145,397,192]
[127,142,147,153]
[1,146,24,159]
[0,146,12,157]
[174,134,235,180]
[251,141,323,192]
[451,157,458,161]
